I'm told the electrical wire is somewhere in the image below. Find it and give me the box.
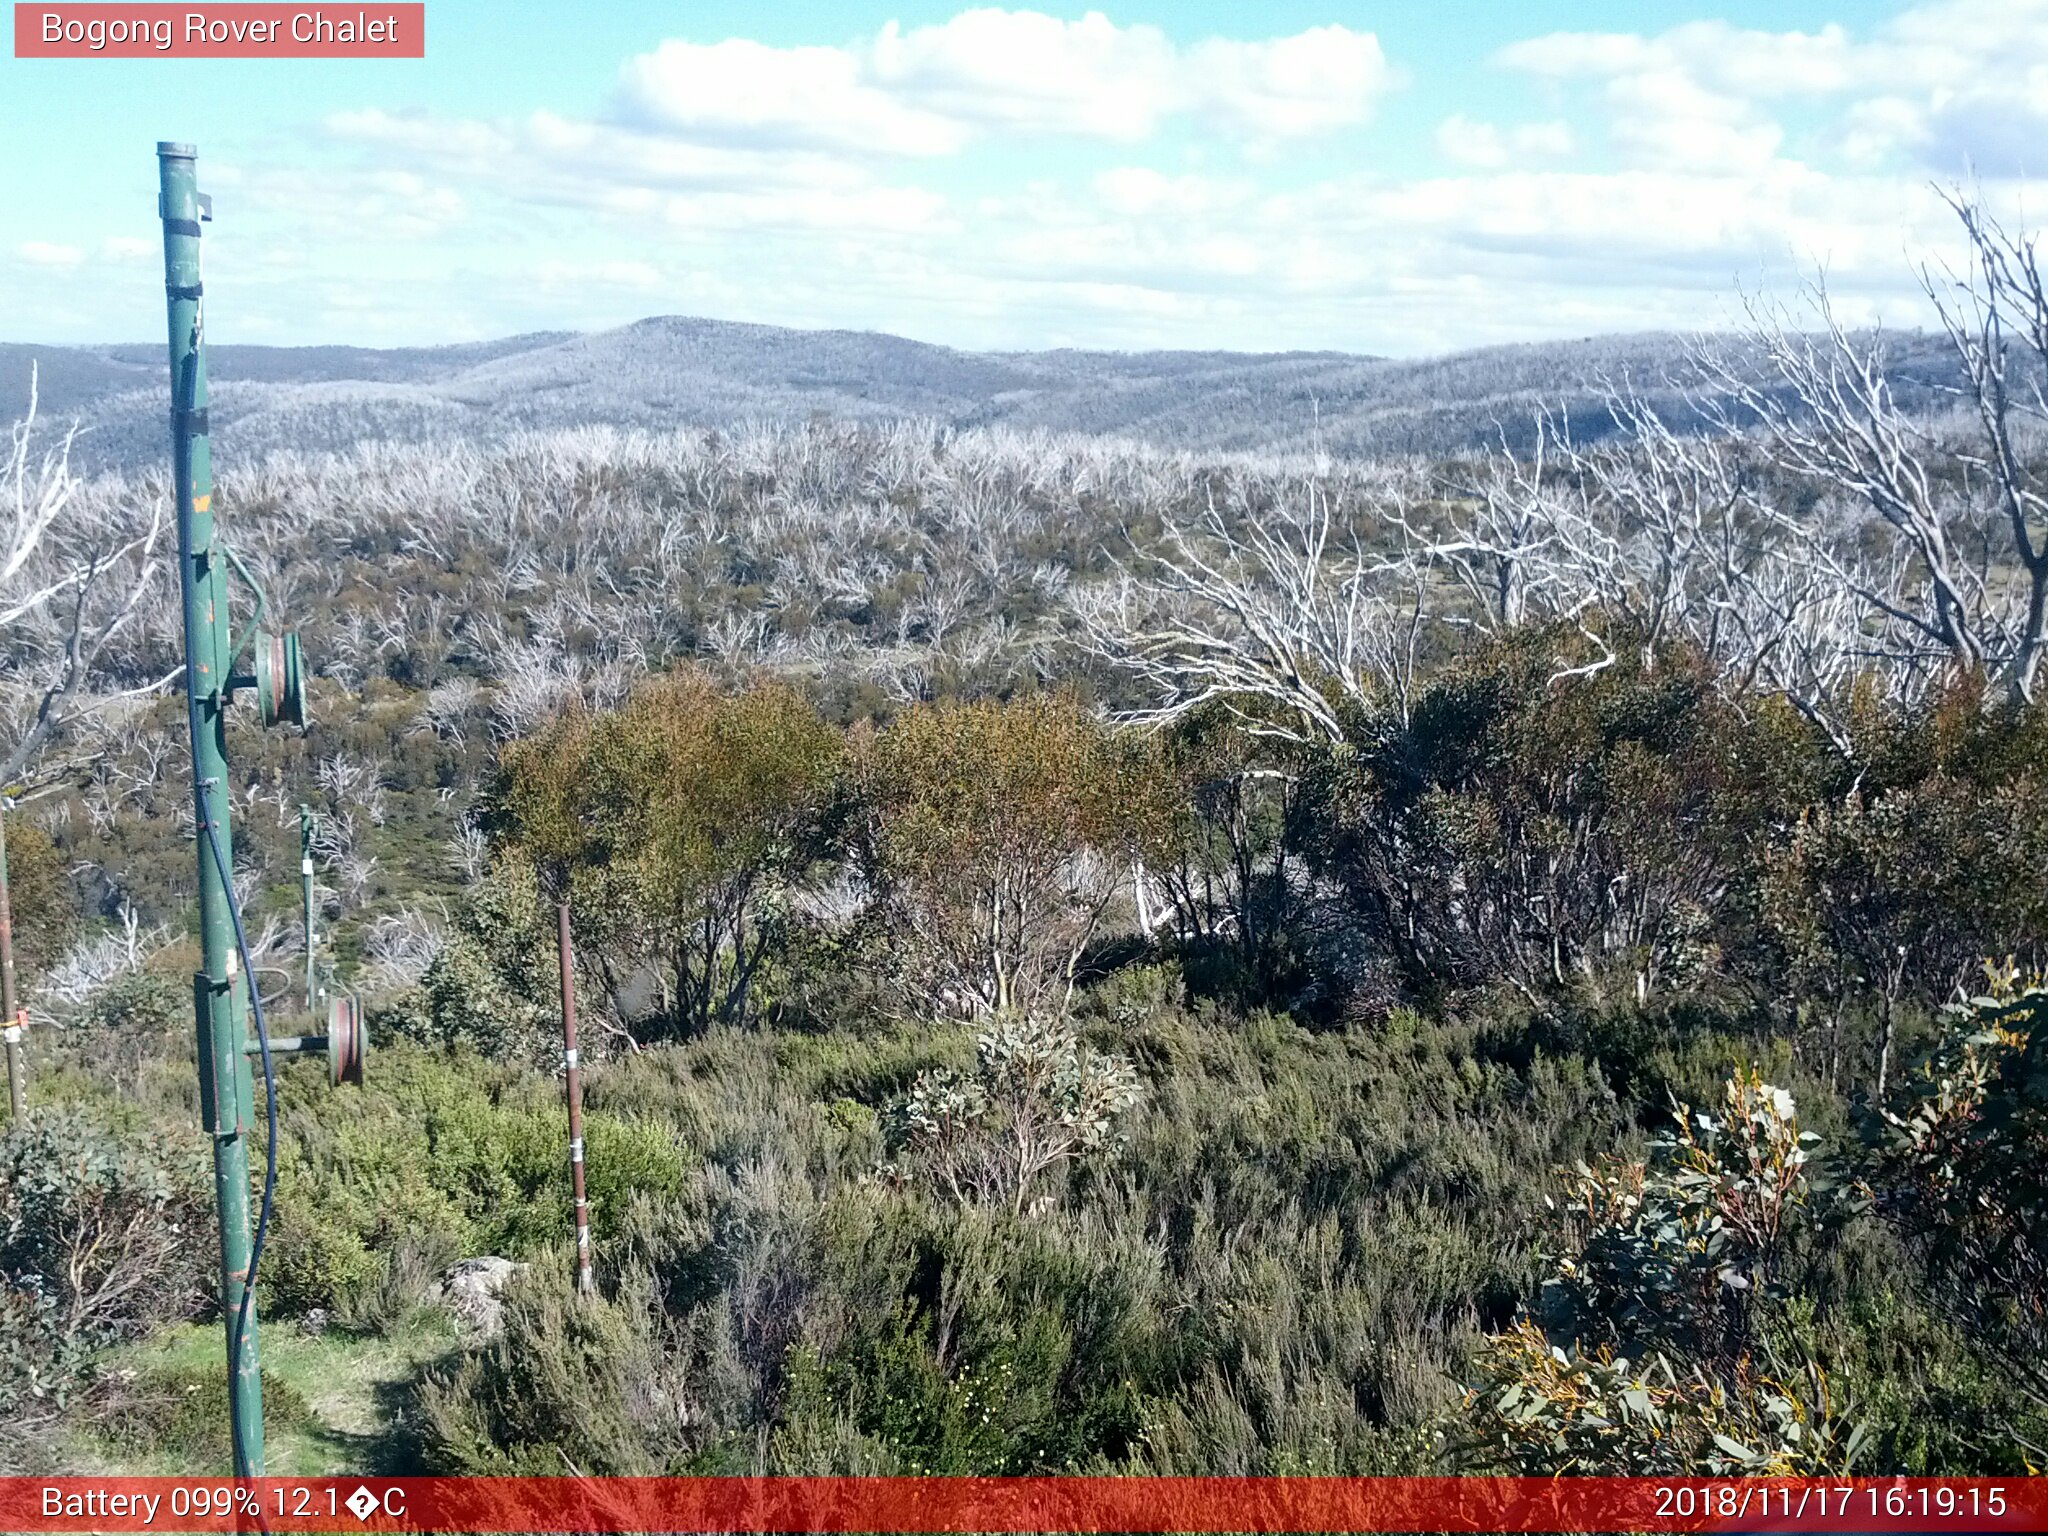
[198,808,277,1487]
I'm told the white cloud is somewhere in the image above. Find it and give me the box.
[618,38,965,155]
[615,10,1392,151]
[1496,29,1795,172]
[606,182,950,236]
[57,0,2036,354]
[1499,3,2048,176]
[1499,21,1859,98]
[18,242,84,268]
[331,107,881,194]
[1092,167,1251,217]
[1184,25,1392,139]
[1436,115,1575,168]
[328,105,950,243]
[101,237,157,264]
[534,258,665,291]
[864,10,1178,140]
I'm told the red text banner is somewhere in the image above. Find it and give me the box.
[1,1477,2043,1533]
[14,4,424,57]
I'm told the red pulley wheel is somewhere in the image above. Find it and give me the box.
[326,994,366,1086]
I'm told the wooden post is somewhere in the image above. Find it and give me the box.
[1,797,25,1123]
[555,900,594,1295]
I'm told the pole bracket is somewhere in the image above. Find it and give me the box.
[221,543,268,677]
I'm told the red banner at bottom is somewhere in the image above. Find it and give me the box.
[3,1477,2043,1533]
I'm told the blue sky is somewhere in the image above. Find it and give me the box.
[5,0,2039,353]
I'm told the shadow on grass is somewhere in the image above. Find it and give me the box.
[291,1338,464,1476]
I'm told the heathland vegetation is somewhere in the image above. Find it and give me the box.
[0,193,2045,1476]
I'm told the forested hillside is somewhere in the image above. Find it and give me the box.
[0,197,2044,1478]
[0,319,1965,477]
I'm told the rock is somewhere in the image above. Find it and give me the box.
[299,1306,330,1337]
[436,1256,528,1336]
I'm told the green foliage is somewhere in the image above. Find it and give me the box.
[853,694,1171,1018]
[1541,1070,1817,1363]
[78,971,184,1036]
[1465,1318,1861,1475]
[491,670,844,1038]
[0,1107,208,1414]
[418,1265,709,1474]
[1464,1073,1864,1474]
[770,1201,1154,1474]
[880,1013,1143,1216]
[265,1041,689,1320]
[95,1365,316,1466]
[1872,980,2048,1423]
[1,814,78,982]
[1762,779,2048,1095]
[17,579,2048,1479]
[386,857,559,1065]
[1302,631,1805,1002]
[410,988,1634,1477]
[1147,708,1321,1011]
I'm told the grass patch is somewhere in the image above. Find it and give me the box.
[81,1318,461,1475]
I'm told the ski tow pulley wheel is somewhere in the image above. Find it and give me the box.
[326,994,366,1087]
[255,628,307,730]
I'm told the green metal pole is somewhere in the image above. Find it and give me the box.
[300,805,316,1013]
[159,141,264,1476]
[1,798,25,1123]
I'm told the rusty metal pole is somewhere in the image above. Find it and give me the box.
[555,900,594,1295]
[1,797,25,1123]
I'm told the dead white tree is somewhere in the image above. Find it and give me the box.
[1688,192,2048,714]
[1551,385,1893,755]
[1441,379,1962,758]
[1,369,170,787]
[1077,477,1429,747]
[1927,187,2048,701]
[1415,424,1588,635]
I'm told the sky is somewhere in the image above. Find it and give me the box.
[5,0,2046,355]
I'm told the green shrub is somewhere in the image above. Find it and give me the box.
[491,671,845,1040]
[1871,981,2048,1431]
[266,1041,689,1320]
[78,971,184,1036]
[419,1264,714,1474]
[383,859,559,1065]
[1462,1072,1863,1474]
[1,816,79,982]
[96,1365,316,1466]
[0,1107,208,1422]
[879,1013,1142,1216]
[851,694,1173,1020]
[0,1108,208,1352]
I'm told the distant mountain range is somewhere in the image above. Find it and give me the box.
[0,315,1964,475]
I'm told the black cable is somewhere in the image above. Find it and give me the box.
[198,808,278,1488]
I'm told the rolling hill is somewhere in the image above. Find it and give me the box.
[0,316,1962,475]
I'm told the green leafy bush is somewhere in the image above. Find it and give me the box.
[0,816,79,982]
[490,671,845,1039]
[96,1365,316,1466]
[266,1041,689,1320]
[381,857,559,1065]
[852,695,1172,1019]
[1463,1072,1863,1473]
[78,972,184,1036]
[1872,979,2048,1423]
[0,1108,208,1415]
[880,1013,1142,1216]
